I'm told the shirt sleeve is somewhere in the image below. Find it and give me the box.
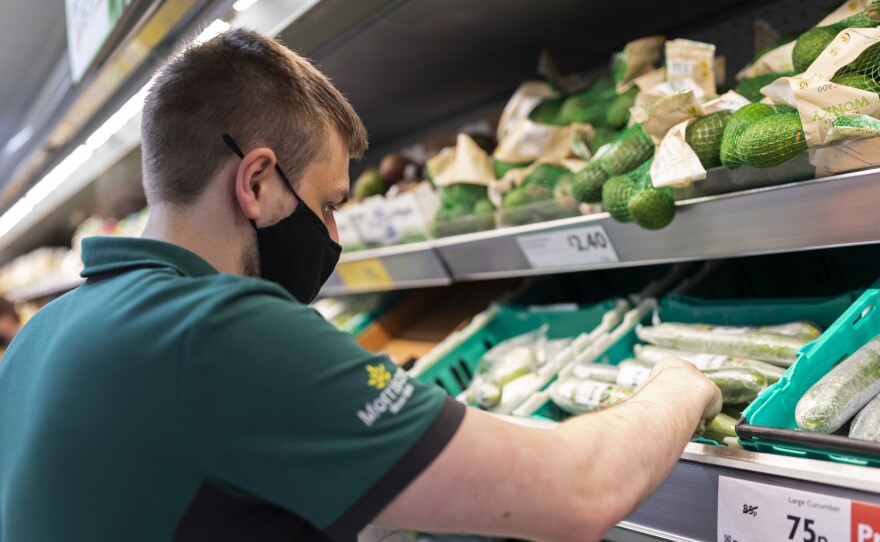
[181,279,465,541]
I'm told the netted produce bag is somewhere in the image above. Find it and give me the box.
[635,322,812,366]
[429,134,497,236]
[792,11,880,73]
[684,110,732,169]
[466,325,572,411]
[495,159,584,226]
[600,157,675,230]
[796,335,880,433]
[571,124,654,204]
[719,103,796,168]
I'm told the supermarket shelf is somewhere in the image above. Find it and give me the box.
[316,168,880,295]
[436,167,880,281]
[620,443,880,541]
[5,275,84,303]
[320,240,451,296]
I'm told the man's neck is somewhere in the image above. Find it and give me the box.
[141,205,245,275]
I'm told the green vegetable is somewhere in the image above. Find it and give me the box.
[635,323,806,366]
[470,381,503,409]
[353,168,388,200]
[473,199,496,214]
[606,87,639,128]
[522,164,571,190]
[602,175,635,223]
[703,368,769,404]
[502,187,528,209]
[796,336,880,433]
[529,97,567,125]
[634,344,785,383]
[589,126,622,153]
[549,378,632,415]
[685,111,731,169]
[571,161,609,203]
[850,392,880,442]
[494,159,531,179]
[703,413,738,444]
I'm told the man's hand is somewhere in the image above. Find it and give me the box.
[644,355,723,437]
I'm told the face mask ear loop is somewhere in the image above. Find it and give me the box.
[223,134,260,232]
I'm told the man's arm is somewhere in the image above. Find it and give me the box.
[374,357,722,542]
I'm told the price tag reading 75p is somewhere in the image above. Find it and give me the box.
[717,476,880,542]
[516,225,620,269]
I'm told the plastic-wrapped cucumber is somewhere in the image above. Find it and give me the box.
[549,378,632,415]
[633,345,784,383]
[762,321,822,342]
[469,381,503,409]
[850,393,880,442]
[703,413,738,444]
[569,363,620,383]
[703,368,768,404]
[796,337,880,433]
[635,323,806,366]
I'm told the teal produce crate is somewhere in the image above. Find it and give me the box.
[739,282,880,467]
[409,299,627,413]
[516,292,859,442]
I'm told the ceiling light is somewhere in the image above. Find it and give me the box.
[2,126,34,156]
[232,0,259,12]
[193,19,230,44]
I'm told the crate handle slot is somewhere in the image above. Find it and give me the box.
[852,303,874,327]
[434,378,450,395]
[458,359,472,379]
[450,365,467,392]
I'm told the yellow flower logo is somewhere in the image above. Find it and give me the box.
[366,364,392,390]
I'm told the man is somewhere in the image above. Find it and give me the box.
[0,29,721,542]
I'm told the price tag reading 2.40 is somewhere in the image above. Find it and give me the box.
[717,477,880,542]
[516,225,620,269]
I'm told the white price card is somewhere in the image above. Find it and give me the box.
[516,225,619,269]
[717,476,880,542]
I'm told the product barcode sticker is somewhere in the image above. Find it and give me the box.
[574,381,608,409]
[667,59,693,77]
[616,365,651,389]
[692,353,728,370]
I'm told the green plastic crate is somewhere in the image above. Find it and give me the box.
[410,300,623,402]
[519,292,859,432]
[740,282,880,467]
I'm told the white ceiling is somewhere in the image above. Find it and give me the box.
[0,0,67,153]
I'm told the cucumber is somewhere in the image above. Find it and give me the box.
[703,413,738,444]
[635,323,806,366]
[850,392,880,442]
[796,336,880,434]
[633,344,784,383]
[702,368,768,404]
[549,378,632,415]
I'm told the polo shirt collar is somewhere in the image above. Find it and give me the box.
[80,237,219,279]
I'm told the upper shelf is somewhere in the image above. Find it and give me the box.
[317,168,880,297]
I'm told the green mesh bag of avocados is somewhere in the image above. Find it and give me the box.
[528,97,567,126]
[792,11,880,73]
[557,93,615,126]
[626,158,675,230]
[606,87,640,128]
[589,126,622,153]
[521,163,573,190]
[572,124,653,204]
[720,103,796,168]
[736,110,808,168]
[685,110,732,169]
[602,157,652,223]
[440,183,489,213]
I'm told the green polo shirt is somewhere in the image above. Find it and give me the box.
[0,237,464,542]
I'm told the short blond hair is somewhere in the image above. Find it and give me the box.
[141,28,368,206]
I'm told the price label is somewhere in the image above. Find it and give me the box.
[516,225,620,269]
[717,477,880,542]
[336,258,393,288]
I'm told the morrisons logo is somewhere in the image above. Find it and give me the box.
[357,366,414,427]
[812,96,871,121]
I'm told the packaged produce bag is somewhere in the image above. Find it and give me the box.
[614,35,665,92]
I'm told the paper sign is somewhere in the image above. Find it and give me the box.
[517,225,620,269]
[717,476,880,542]
[336,258,393,288]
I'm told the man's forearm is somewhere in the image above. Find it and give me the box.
[555,370,712,537]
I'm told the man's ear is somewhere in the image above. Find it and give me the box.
[233,147,277,223]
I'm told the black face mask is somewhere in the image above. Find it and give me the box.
[223,134,342,304]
